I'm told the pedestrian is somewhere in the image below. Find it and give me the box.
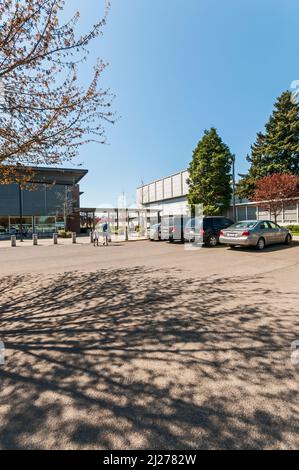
[93,228,99,246]
[102,221,109,246]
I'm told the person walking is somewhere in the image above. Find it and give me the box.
[102,221,109,246]
[93,228,99,246]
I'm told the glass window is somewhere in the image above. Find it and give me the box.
[213,218,233,228]
[9,217,33,236]
[34,216,56,233]
[0,217,9,238]
[55,215,65,230]
[212,218,223,229]
[203,218,213,229]
[267,221,279,229]
[236,207,247,220]
[223,218,234,227]
[247,206,257,220]
[230,221,258,229]
[0,217,9,233]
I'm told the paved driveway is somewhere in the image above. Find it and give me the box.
[0,240,299,449]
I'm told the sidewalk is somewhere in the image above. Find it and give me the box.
[0,235,91,249]
[0,234,148,249]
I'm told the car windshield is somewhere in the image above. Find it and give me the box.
[229,221,258,229]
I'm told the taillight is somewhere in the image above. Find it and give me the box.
[199,229,205,236]
[242,231,250,236]
[220,230,224,236]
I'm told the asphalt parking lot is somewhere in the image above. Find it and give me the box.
[0,238,299,449]
[0,236,299,279]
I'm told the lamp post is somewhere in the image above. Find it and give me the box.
[231,155,236,222]
[18,182,24,242]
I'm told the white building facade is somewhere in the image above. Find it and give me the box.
[137,169,299,225]
[137,170,189,214]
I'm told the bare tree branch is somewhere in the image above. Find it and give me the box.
[0,0,114,182]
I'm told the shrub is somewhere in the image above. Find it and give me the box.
[286,225,299,233]
[58,230,72,238]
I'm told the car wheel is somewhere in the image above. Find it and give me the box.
[206,234,218,247]
[284,234,292,245]
[256,237,265,250]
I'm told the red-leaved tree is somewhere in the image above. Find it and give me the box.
[253,173,299,222]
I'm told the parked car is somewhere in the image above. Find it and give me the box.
[184,216,234,247]
[161,216,188,243]
[149,223,161,241]
[219,220,292,250]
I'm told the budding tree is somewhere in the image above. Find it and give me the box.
[0,0,114,182]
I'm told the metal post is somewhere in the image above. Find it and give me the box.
[63,186,68,231]
[53,233,58,244]
[18,182,24,242]
[125,209,129,241]
[33,233,38,245]
[11,235,16,247]
[231,155,236,221]
[72,232,76,244]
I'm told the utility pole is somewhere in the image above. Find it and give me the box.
[231,155,236,221]
[140,179,144,206]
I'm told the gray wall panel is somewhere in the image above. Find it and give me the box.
[0,183,76,216]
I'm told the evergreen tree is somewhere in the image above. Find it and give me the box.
[237,91,299,198]
[187,128,233,215]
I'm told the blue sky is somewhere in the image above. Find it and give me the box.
[65,0,299,207]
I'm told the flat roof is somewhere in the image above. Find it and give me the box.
[0,165,88,185]
[136,168,188,189]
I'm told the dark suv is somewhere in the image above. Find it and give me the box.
[184,216,234,247]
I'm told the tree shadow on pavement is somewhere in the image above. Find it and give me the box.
[0,267,299,449]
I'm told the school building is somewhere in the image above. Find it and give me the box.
[136,169,299,224]
[0,166,88,238]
